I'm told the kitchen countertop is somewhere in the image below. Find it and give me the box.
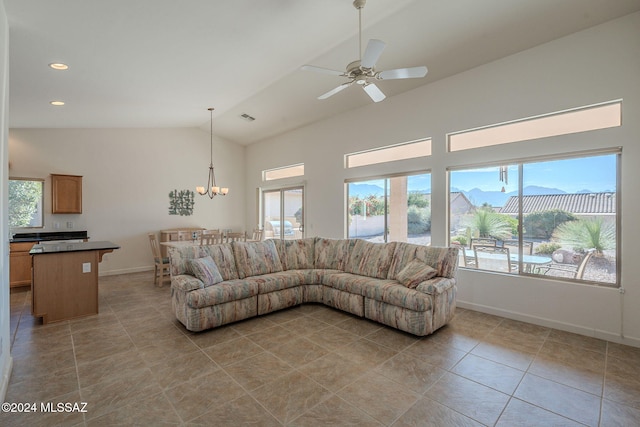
[30,240,119,255]
[11,230,89,243]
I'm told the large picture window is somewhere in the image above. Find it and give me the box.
[449,152,619,287]
[347,172,431,244]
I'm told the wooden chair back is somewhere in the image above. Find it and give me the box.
[225,232,246,243]
[200,230,221,245]
[148,233,170,286]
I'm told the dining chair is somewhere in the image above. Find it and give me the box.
[474,245,512,273]
[200,229,221,245]
[225,232,246,243]
[148,233,170,287]
[248,228,263,242]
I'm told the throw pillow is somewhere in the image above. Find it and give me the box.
[396,259,437,289]
[188,256,224,287]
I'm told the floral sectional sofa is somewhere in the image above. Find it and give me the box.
[169,238,459,336]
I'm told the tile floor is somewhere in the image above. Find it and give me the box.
[2,271,640,426]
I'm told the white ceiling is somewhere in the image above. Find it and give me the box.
[5,0,640,145]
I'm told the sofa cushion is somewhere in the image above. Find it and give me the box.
[188,256,224,287]
[279,238,316,270]
[200,243,240,280]
[185,279,259,309]
[232,240,283,279]
[314,238,353,270]
[387,242,459,279]
[344,240,397,279]
[325,272,397,296]
[169,243,239,280]
[247,271,305,293]
[396,259,437,289]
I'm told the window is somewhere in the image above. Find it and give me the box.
[449,152,618,287]
[347,172,431,244]
[263,164,304,181]
[346,139,431,168]
[448,101,621,152]
[9,177,44,228]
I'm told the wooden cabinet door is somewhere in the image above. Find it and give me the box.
[52,174,83,213]
[9,242,35,287]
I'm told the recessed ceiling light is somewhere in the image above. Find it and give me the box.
[50,101,65,106]
[49,63,69,70]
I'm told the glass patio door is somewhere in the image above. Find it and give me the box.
[262,186,304,240]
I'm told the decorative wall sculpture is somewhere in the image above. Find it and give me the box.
[169,189,195,216]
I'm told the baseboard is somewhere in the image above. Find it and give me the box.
[98,266,154,277]
[0,355,13,403]
[457,300,640,349]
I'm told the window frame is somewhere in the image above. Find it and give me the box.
[448,149,621,287]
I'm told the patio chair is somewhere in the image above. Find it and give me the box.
[470,238,497,249]
[542,248,596,280]
[474,245,513,273]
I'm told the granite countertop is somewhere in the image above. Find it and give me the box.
[11,231,89,243]
[30,241,119,255]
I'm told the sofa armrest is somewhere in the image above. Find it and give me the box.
[415,277,456,295]
[172,274,205,292]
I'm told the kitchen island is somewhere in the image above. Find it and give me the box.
[30,241,120,324]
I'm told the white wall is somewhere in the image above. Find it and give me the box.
[0,0,12,402]
[245,13,640,347]
[8,127,245,275]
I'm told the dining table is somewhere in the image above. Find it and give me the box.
[464,248,552,273]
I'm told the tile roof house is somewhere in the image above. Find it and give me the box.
[500,192,616,216]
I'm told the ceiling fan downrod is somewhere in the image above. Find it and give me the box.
[353,0,366,61]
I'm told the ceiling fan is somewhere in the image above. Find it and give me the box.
[301,0,428,103]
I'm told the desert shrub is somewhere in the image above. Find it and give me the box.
[534,242,561,254]
[523,209,577,239]
[407,205,431,234]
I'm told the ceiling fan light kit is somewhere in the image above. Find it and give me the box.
[301,0,428,103]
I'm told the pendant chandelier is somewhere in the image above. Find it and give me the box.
[196,108,229,198]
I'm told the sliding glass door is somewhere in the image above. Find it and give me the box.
[262,186,304,240]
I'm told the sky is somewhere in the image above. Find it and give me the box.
[451,154,617,193]
[350,153,617,195]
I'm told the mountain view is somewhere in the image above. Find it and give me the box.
[348,183,598,208]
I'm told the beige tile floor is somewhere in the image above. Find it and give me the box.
[2,271,640,426]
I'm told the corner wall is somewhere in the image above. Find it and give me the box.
[245,13,640,346]
[1,0,13,402]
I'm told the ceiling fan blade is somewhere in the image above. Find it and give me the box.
[361,39,386,69]
[363,83,386,103]
[318,82,353,100]
[378,66,428,80]
[301,65,344,76]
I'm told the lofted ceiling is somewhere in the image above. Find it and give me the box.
[5,0,640,145]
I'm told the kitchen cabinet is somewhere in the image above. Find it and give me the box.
[9,242,35,288]
[51,174,83,214]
